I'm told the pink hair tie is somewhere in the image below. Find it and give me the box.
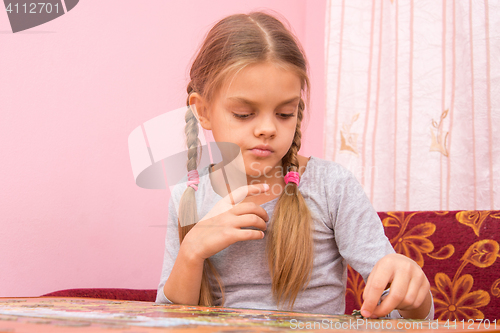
[187,170,199,191]
[284,171,300,186]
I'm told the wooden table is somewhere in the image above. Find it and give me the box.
[0,297,498,332]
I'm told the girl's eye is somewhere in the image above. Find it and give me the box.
[278,113,295,119]
[231,112,295,119]
[232,113,252,119]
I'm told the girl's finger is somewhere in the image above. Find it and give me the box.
[414,281,431,309]
[360,267,390,318]
[225,184,270,204]
[231,202,269,222]
[234,213,267,231]
[370,272,409,318]
[199,184,270,222]
[395,274,421,310]
[246,183,270,196]
[397,277,429,311]
[234,228,265,242]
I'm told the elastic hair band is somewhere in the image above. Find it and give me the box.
[187,170,199,191]
[284,171,300,186]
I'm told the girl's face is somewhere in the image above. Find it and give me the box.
[196,62,302,180]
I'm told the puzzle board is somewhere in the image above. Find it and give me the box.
[0,297,492,333]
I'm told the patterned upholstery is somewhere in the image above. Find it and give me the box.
[345,210,500,320]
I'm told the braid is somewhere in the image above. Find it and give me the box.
[178,106,200,240]
[178,89,224,307]
[266,98,313,309]
[282,99,305,174]
[185,107,200,172]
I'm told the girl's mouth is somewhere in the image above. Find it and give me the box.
[250,148,273,157]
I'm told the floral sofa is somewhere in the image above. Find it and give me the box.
[346,210,500,321]
[45,210,500,321]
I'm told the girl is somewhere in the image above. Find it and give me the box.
[156,11,433,319]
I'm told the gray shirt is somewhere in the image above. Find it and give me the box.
[156,156,431,317]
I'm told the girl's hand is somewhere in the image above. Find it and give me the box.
[360,253,432,319]
[181,184,270,261]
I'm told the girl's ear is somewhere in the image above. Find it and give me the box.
[189,93,211,130]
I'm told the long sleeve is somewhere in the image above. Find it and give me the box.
[329,165,394,281]
[326,164,434,319]
[155,194,181,304]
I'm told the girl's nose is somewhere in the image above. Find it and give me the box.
[254,115,277,138]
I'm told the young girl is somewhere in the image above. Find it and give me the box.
[156,12,433,319]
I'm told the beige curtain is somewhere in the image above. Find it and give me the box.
[324,0,499,211]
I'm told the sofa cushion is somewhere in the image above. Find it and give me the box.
[42,288,156,302]
[346,210,500,320]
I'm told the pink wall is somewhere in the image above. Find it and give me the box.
[0,0,325,297]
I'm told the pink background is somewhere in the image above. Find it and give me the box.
[0,1,326,296]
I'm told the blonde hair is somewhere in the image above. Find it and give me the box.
[178,11,313,309]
